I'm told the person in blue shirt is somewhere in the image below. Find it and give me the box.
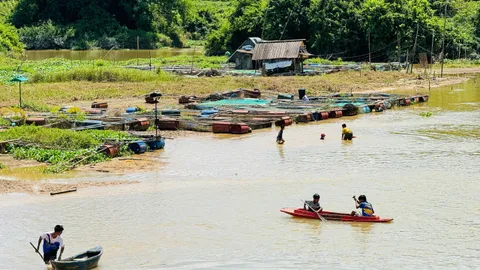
[351,195,374,216]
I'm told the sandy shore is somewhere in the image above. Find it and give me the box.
[0,179,138,195]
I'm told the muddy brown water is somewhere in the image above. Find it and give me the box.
[24,48,201,61]
[0,76,479,269]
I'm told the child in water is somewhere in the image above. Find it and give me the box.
[320,133,326,140]
[276,125,285,144]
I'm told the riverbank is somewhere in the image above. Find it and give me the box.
[0,178,138,195]
[1,69,475,109]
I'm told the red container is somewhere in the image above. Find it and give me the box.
[400,98,411,106]
[91,102,108,108]
[102,144,119,157]
[231,123,250,134]
[130,118,150,131]
[25,117,46,126]
[84,109,102,114]
[179,96,195,104]
[275,116,293,126]
[232,110,249,114]
[329,110,343,118]
[296,113,311,123]
[157,119,179,130]
[319,112,329,120]
[267,111,286,116]
[212,122,232,133]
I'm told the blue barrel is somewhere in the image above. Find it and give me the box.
[278,94,294,100]
[201,109,218,116]
[126,107,137,113]
[311,112,320,121]
[162,109,181,116]
[146,138,165,150]
[128,141,147,154]
[363,106,371,113]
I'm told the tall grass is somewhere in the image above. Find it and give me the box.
[0,126,137,150]
[30,66,172,83]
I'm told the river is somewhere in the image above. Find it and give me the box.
[24,48,202,61]
[0,76,479,269]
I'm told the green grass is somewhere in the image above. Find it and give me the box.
[0,126,139,173]
[433,59,480,68]
[0,126,136,150]
[305,58,354,65]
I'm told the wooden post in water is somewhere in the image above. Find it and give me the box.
[136,36,140,66]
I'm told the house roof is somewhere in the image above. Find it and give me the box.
[252,40,309,61]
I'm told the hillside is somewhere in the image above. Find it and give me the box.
[0,0,479,63]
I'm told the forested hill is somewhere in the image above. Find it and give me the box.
[0,0,479,62]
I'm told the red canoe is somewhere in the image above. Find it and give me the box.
[281,208,393,223]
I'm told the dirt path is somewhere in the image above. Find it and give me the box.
[0,179,138,195]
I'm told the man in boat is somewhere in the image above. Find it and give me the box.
[36,225,65,264]
[276,125,285,144]
[351,195,374,216]
[341,124,353,140]
[304,193,323,212]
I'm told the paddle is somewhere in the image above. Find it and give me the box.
[300,199,327,222]
[30,242,44,262]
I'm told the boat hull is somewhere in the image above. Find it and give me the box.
[51,246,103,270]
[280,208,393,223]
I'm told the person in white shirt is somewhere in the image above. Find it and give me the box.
[36,225,65,264]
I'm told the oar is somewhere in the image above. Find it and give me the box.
[30,242,44,261]
[300,199,327,222]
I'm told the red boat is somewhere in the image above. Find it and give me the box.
[280,208,393,223]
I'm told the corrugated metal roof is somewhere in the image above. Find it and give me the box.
[252,40,306,61]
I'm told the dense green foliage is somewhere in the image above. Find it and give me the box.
[0,126,138,172]
[0,0,478,61]
[206,0,480,61]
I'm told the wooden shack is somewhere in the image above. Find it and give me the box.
[227,37,263,69]
[252,39,311,75]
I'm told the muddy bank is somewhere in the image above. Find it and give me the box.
[0,179,138,195]
[75,152,168,174]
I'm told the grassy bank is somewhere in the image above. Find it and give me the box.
[0,126,137,173]
[0,70,415,106]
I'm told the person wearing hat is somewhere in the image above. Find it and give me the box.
[304,193,323,212]
[320,133,326,140]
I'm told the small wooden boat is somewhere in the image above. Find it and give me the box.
[51,246,103,270]
[281,208,393,223]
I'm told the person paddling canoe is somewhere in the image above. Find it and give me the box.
[351,195,374,216]
[304,193,323,213]
[36,225,65,264]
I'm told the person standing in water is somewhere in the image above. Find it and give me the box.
[341,124,353,140]
[276,125,285,144]
[36,225,65,264]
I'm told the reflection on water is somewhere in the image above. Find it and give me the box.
[0,75,479,269]
[24,48,202,61]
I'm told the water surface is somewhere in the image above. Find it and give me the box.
[24,48,202,61]
[0,76,479,269]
